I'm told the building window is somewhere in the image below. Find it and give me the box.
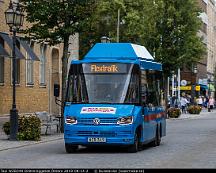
[0,57,4,84]
[0,38,4,84]
[26,41,34,85]
[39,44,47,85]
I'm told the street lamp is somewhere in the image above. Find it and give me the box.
[5,1,24,140]
[191,64,197,105]
[100,36,110,43]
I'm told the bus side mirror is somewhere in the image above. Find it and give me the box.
[54,84,60,97]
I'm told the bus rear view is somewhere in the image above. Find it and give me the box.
[64,43,166,153]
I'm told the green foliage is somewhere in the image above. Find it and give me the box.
[187,105,202,114]
[2,115,41,141]
[167,107,181,118]
[20,0,98,111]
[20,0,205,72]
[81,0,205,75]
[20,0,97,45]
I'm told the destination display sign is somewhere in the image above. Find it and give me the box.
[81,107,117,114]
[83,63,130,73]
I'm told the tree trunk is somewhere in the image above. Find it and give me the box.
[60,36,69,132]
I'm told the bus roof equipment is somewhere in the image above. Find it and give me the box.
[80,43,162,71]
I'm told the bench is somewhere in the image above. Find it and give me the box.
[35,111,60,135]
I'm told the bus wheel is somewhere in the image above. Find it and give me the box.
[128,132,139,153]
[150,126,160,147]
[65,143,78,153]
[156,126,161,146]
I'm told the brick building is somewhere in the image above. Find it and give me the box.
[180,0,210,97]
[0,0,79,116]
[207,0,216,96]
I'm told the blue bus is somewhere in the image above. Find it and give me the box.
[63,43,166,153]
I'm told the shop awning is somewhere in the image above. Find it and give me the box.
[0,32,25,59]
[0,43,9,57]
[16,37,40,61]
[208,84,215,92]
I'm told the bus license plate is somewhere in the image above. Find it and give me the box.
[88,137,106,143]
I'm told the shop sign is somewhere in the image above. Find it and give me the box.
[180,86,191,90]
[181,80,187,86]
[180,85,200,91]
[195,86,200,91]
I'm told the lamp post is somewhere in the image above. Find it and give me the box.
[207,78,211,112]
[5,1,24,140]
[208,79,211,97]
[191,65,197,105]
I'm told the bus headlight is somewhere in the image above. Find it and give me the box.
[117,116,133,125]
[65,116,77,125]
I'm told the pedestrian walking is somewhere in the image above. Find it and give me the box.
[204,96,209,108]
[186,94,191,106]
[180,96,189,114]
[197,96,203,108]
[208,96,215,112]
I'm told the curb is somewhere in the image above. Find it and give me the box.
[0,134,63,152]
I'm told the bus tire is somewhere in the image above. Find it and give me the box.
[65,143,78,153]
[150,126,160,147]
[157,126,161,146]
[128,132,139,153]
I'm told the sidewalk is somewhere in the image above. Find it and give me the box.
[0,116,63,151]
[0,131,63,151]
[168,108,215,120]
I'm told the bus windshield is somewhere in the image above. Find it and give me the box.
[66,63,140,104]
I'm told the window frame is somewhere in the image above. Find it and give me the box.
[39,44,47,86]
[25,40,34,86]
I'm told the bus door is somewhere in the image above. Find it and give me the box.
[141,69,162,141]
[145,106,158,140]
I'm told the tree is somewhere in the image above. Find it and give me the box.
[81,0,205,75]
[142,0,205,76]
[141,0,206,110]
[20,0,97,119]
[79,0,125,58]
[80,0,205,111]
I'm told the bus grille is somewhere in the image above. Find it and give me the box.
[76,131,117,137]
[77,117,117,125]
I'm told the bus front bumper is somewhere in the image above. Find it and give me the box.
[64,125,135,145]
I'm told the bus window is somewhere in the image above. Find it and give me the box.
[124,65,140,105]
[141,70,148,106]
[146,70,160,107]
[67,64,88,103]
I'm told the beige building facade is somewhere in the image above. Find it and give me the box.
[0,0,79,116]
[207,0,216,82]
